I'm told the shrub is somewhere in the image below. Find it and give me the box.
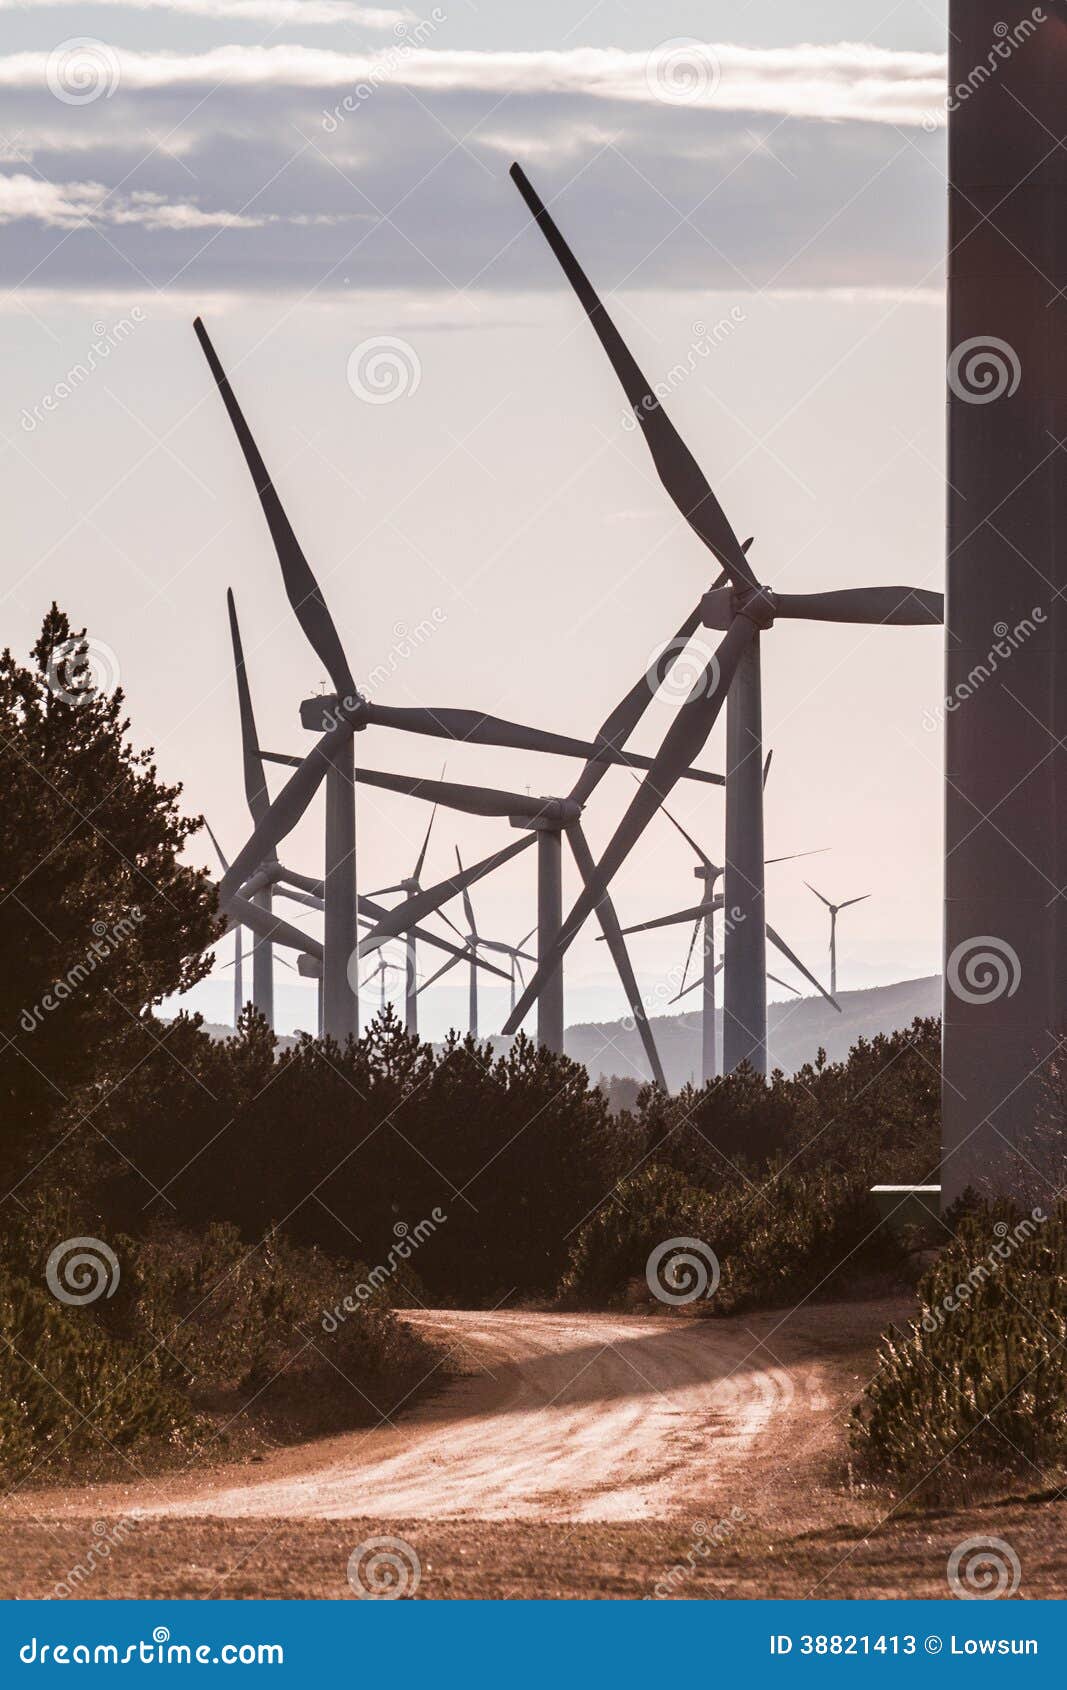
[0,1272,194,1480]
[559,1166,721,1305]
[98,1016,633,1305]
[0,1223,438,1481]
[561,1159,904,1312]
[851,1200,1066,1487]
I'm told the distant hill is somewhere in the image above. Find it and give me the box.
[565,975,942,1089]
[190,975,942,1090]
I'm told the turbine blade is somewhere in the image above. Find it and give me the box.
[203,820,230,875]
[660,804,713,870]
[767,972,802,996]
[360,833,537,951]
[226,590,271,827]
[568,823,667,1090]
[763,749,773,790]
[766,923,841,1012]
[774,586,944,625]
[195,318,357,699]
[595,903,714,939]
[220,888,323,959]
[416,949,466,996]
[679,913,703,996]
[804,882,835,909]
[455,845,478,938]
[219,729,338,904]
[503,616,757,1035]
[569,593,720,808]
[668,974,702,1006]
[412,798,438,882]
[364,882,409,898]
[510,164,755,590]
[763,848,829,866]
[838,893,872,910]
[363,702,723,785]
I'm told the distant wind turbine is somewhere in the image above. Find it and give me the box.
[805,884,870,997]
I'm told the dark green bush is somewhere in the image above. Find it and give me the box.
[851,1200,1065,1485]
[0,1223,437,1481]
[560,1157,902,1312]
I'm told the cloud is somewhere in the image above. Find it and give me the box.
[0,41,947,126]
[0,38,948,296]
[0,0,410,27]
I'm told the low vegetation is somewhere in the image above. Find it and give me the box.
[852,1198,1067,1491]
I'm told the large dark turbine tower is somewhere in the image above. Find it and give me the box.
[943,2,1067,1199]
[508,164,943,1074]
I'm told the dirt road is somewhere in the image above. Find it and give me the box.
[5,1301,1065,1598]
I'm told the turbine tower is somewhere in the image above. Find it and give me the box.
[364,793,442,1036]
[605,809,834,1083]
[509,163,942,1077]
[805,884,870,998]
[943,2,1067,1201]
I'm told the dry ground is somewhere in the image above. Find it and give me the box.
[3,1299,1065,1599]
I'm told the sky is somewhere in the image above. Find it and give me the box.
[1,0,953,1045]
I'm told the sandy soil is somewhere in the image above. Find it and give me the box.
[4,1299,1065,1599]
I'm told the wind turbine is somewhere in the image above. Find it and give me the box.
[428,847,537,1038]
[601,806,835,1083]
[196,318,723,1054]
[508,163,942,1076]
[805,883,870,998]
[363,786,443,1036]
[205,821,244,1026]
[361,953,400,1013]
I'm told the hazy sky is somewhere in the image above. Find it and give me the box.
[1,1,952,1046]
